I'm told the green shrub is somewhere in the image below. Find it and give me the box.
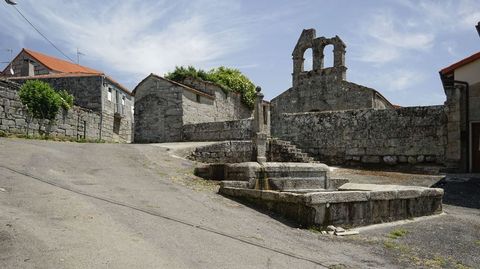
[58,89,74,110]
[165,66,256,108]
[19,80,62,121]
[19,80,75,120]
[19,80,75,136]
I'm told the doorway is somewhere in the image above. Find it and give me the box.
[472,122,480,172]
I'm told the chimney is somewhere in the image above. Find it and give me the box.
[21,59,34,77]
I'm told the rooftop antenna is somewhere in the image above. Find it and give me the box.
[0,49,14,75]
[76,48,85,64]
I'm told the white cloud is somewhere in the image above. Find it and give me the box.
[353,0,480,65]
[0,0,255,81]
[400,0,480,31]
[377,69,425,92]
[353,11,434,65]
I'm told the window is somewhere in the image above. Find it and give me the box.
[196,94,201,103]
[107,88,112,101]
[122,95,125,106]
[303,48,313,71]
[323,44,334,68]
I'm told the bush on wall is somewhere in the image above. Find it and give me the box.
[165,66,257,109]
[19,80,74,135]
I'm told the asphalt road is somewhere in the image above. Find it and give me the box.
[0,138,478,268]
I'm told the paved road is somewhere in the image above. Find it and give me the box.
[0,138,478,268]
[0,138,397,269]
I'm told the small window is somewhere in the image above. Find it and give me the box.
[121,95,125,106]
[196,94,201,103]
[107,88,112,101]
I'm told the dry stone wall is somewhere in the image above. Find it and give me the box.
[272,106,447,165]
[182,119,253,142]
[0,79,102,140]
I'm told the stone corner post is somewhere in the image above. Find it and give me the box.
[253,86,268,164]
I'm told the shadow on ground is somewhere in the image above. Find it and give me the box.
[432,175,480,209]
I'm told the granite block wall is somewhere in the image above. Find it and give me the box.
[12,75,103,111]
[182,118,253,142]
[10,76,133,143]
[272,106,448,165]
[181,77,252,124]
[134,77,184,143]
[188,141,254,163]
[0,79,102,140]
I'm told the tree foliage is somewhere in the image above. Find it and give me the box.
[165,66,256,108]
[19,80,74,121]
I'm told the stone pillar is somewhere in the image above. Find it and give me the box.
[333,45,347,81]
[253,87,267,163]
[444,85,463,170]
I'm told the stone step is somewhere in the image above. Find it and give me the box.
[268,177,326,191]
[268,138,317,163]
[220,181,250,189]
[281,189,327,193]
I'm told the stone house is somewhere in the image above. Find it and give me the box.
[270,29,394,124]
[440,51,480,172]
[1,48,134,142]
[133,74,252,143]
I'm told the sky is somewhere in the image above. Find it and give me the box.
[0,0,479,106]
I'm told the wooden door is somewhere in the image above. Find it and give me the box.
[472,123,480,172]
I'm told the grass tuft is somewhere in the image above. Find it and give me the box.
[387,228,408,239]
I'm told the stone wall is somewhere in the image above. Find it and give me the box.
[271,80,391,125]
[134,77,184,143]
[100,79,134,143]
[182,119,253,142]
[272,106,448,166]
[181,77,252,124]
[11,76,133,143]
[188,141,254,163]
[0,79,102,140]
[11,75,103,111]
[6,50,50,76]
[133,74,252,143]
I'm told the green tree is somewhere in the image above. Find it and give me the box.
[19,80,74,135]
[165,66,256,108]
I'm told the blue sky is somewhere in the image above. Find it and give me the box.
[0,0,479,106]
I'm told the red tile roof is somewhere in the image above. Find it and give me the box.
[4,49,132,95]
[22,49,102,74]
[440,51,480,75]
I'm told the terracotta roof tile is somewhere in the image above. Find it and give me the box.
[23,48,102,74]
[440,51,480,75]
